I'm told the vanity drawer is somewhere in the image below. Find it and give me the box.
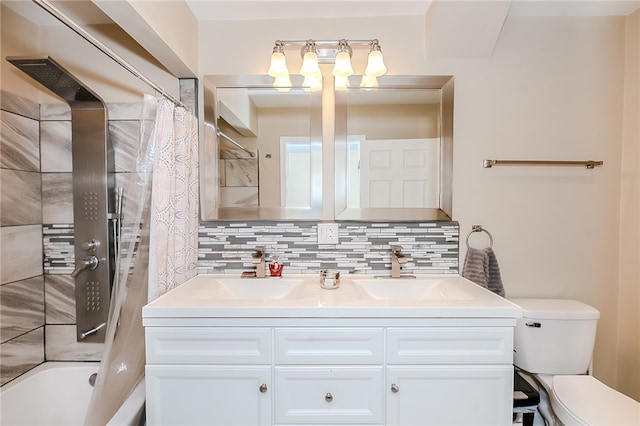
[387,327,513,364]
[275,327,383,365]
[274,366,384,424]
[146,327,271,364]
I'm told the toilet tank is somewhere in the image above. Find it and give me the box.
[510,299,600,375]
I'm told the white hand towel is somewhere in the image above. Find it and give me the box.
[462,247,505,297]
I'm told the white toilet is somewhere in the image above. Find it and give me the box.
[511,298,640,426]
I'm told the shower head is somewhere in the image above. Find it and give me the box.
[7,56,101,104]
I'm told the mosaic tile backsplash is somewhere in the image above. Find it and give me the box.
[198,221,459,276]
[44,221,460,275]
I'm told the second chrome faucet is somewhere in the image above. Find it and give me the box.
[252,246,266,278]
[390,245,408,278]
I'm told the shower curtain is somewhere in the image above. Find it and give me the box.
[148,97,199,301]
[85,94,199,425]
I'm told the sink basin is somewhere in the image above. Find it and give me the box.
[353,278,475,301]
[213,278,304,300]
[143,274,523,319]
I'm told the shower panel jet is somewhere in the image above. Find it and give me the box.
[8,56,116,343]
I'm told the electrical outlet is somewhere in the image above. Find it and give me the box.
[317,223,339,244]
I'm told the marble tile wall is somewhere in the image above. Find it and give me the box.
[0,92,44,385]
[1,90,143,385]
[219,147,259,207]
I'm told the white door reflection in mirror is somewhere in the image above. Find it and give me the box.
[349,138,440,208]
[280,137,322,208]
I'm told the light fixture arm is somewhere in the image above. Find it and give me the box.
[337,39,353,56]
[272,40,285,54]
[369,39,382,52]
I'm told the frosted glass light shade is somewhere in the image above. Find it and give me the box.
[300,52,321,77]
[302,75,322,92]
[334,75,350,90]
[360,74,378,89]
[273,75,292,92]
[365,50,387,77]
[332,51,354,77]
[268,52,288,77]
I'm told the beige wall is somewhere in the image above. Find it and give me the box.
[1,7,44,101]
[617,9,640,401]
[447,15,625,389]
[196,14,638,396]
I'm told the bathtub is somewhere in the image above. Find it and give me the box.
[0,362,145,426]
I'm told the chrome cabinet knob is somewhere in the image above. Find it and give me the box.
[259,383,268,393]
[325,392,333,402]
[391,383,399,393]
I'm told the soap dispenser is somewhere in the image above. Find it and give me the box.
[269,247,284,277]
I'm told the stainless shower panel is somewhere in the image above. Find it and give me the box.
[70,106,115,343]
[7,56,115,343]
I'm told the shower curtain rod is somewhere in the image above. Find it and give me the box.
[205,123,255,157]
[33,0,190,110]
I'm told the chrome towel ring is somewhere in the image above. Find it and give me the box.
[466,225,493,249]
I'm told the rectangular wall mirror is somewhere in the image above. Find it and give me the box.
[202,75,323,220]
[201,75,453,222]
[334,75,454,221]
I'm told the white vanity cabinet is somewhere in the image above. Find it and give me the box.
[145,323,514,426]
[143,275,521,426]
[145,327,273,425]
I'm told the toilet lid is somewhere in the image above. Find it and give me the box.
[552,375,640,425]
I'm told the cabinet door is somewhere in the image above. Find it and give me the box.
[146,365,271,426]
[386,365,513,426]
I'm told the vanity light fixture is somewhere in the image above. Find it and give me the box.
[364,39,387,77]
[300,40,322,77]
[332,39,354,77]
[267,41,288,77]
[267,38,386,91]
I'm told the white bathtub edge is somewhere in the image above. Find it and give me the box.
[106,377,145,426]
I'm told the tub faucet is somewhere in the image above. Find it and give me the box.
[391,245,407,278]
[252,246,266,278]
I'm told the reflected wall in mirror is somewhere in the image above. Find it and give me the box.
[202,75,323,220]
[334,76,454,221]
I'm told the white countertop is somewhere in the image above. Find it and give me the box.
[143,274,522,322]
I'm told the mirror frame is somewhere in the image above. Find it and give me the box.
[200,75,454,222]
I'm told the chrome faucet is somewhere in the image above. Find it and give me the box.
[390,245,407,278]
[252,246,266,278]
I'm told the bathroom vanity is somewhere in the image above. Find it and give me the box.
[143,275,521,425]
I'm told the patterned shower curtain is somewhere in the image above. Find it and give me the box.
[85,94,198,425]
[148,97,199,301]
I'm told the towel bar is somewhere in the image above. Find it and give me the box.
[483,160,603,169]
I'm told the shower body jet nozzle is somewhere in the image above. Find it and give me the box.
[7,56,115,343]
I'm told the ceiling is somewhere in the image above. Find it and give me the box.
[185,1,434,21]
[184,0,640,20]
[6,0,640,28]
